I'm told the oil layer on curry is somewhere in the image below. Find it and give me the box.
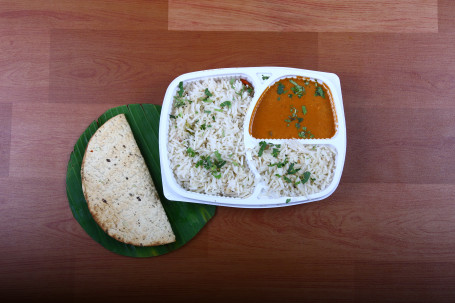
[250,77,336,139]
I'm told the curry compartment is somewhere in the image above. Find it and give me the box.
[159,67,346,208]
[249,76,338,140]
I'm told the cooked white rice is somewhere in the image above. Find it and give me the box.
[250,142,336,198]
[168,77,256,197]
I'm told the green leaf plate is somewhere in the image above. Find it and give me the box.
[66,104,216,257]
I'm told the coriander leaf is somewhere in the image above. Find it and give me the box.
[286,163,301,175]
[220,101,232,108]
[169,114,177,119]
[204,110,211,114]
[258,141,268,157]
[298,131,308,138]
[173,96,186,108]
[214,150,223,161]
[268,158,288,168]
[200,88,213,102]
[300,171,311,184]
[286,198,291,203]
[277,83,286,95]
[204,88,212,97]
[283,176,292,183]
[315,86,325,98]
[289,79,305,98]
[302,106,307,115]
[271,148,280,158]
[187,147,197,157]
[177,81,184,97]
[230,78,235,89]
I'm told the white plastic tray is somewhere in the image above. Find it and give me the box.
[159,67,346,208]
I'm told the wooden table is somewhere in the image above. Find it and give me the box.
[1,1,454,302]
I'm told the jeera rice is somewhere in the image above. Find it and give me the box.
[251,141,336,198]
[168,77,256,197]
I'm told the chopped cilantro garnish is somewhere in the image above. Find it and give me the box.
[277,83,286,95]
[289,79,305,98]
[201,123,207,130]
[220,101,232,108]
[177,81,184,97]
[283,176,292,183]
[169,114,177,119]
[186,147,197,157]
[212,115,216,121]
[302,106,307,115]
[288,94,293,98]
[173,97,186,108]
[204,88,212,98]
[214,150,222,162]
[258,141,268,157]
[204,110,211,114]
[268,158,288,168]
[271,148,280,158]
[258,142,281,157]
[214,151,226,169]
[196,153,225,179]
[230,78,235,89]
[315,86,325,98]
[286,163,301,175]
[300,171,311,184]
[262,75,270,80]
[286,198,291,203]
[201,88,213,102]
[298,129,314,139]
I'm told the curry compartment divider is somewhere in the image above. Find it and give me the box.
[159,67,346,208]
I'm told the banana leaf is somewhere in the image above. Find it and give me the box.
[66,104,216,257]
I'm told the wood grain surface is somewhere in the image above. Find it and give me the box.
[169,0,438,32]
[1,1,455,302]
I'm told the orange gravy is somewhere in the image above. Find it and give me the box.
[250,77,336,139]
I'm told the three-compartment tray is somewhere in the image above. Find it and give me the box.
[159,67,346,208]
